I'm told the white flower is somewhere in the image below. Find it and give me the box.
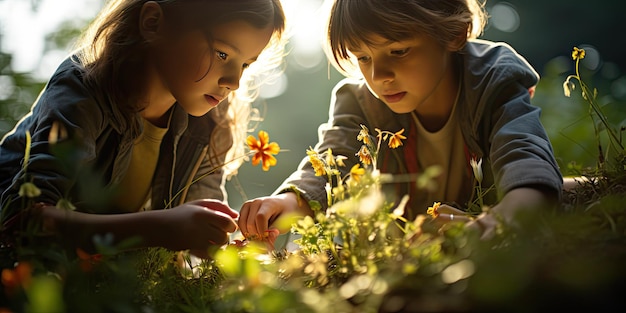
[470,158,483,183]
[357,189,384,218]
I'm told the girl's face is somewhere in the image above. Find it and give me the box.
[348,34,457,114]
[153,20,274,117]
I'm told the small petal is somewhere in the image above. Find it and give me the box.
[426,202,441,218]
[19,182,41,198]
[56,198,76,211]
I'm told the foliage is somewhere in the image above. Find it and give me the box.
[2,47,626,313]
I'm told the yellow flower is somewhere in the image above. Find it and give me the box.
[356,145,372,165]
[307,148,326,176]
[357,124,371,145]
[572,47,585,61]
[349,164,366,182]
[56,198,76,211]
[325,148,336,167]
[426,202,441,218]
[335,155,347,167]
[387,128,407,149]
[246,131,280,171]
[18,182,41,198]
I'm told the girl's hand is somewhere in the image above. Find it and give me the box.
[238,192,313,244]
[431,204,473,226]
[163,199,239,258]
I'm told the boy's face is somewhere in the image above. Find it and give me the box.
[348,34,457,114]
[153,20,273,117]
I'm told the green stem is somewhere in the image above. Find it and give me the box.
[164,151,254,209]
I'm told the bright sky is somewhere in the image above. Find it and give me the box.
[0,0,326,82]
[0,0,102,78]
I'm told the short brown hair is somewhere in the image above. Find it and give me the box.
[324,0,487,76]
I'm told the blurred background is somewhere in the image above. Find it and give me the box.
[1,0,625,210]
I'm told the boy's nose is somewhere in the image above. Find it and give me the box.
[371,62,394,83]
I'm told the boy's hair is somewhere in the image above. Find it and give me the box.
[73,0,287,177]
[324,0,487,76]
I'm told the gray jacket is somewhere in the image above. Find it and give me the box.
[0,58,231,220]
[276,39,563,218]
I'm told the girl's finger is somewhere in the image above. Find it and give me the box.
[439,213,472,223]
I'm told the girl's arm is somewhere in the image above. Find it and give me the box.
[39,199,238,257]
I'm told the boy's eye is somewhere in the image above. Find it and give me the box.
[356,56,371,63]
[242,63,250,69]
[216,51,228,60]
[391,48,410,56]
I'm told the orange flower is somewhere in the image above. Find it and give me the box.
[76,248,103,272]
[387,128,406,149]
[357,124,371,145]
[426,202,441,218]
[1,262,32,296]
[356,145,372,165]
[247,131,280,171]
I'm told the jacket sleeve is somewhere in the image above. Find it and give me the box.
[461,41,563,200]
[0,63,107,220]
[274,79,370,208]
[486,81,563,199]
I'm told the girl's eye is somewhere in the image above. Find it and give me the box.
[391,48,410,56]
[216,51,228,60]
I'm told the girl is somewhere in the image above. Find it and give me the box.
[0,0,286,258]
[238,0,563,242]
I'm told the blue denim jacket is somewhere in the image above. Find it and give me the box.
[0,58,231,221]
[276,39,563,218]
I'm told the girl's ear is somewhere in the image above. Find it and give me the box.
[139,1,164,42]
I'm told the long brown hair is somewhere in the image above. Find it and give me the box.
[323,0,487,76]
[73,0,287,176]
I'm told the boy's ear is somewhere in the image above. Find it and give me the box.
[447,31,468,51]
[139,1,164,42]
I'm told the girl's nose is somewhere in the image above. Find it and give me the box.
[218,66,241,91]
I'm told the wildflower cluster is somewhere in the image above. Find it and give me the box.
[285,124,468,291]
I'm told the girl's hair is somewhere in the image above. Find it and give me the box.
[323,0,487,76]
[73,0,287,177]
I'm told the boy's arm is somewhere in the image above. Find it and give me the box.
[467,186,557,239]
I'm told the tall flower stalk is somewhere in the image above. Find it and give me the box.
[563,47,624,166]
